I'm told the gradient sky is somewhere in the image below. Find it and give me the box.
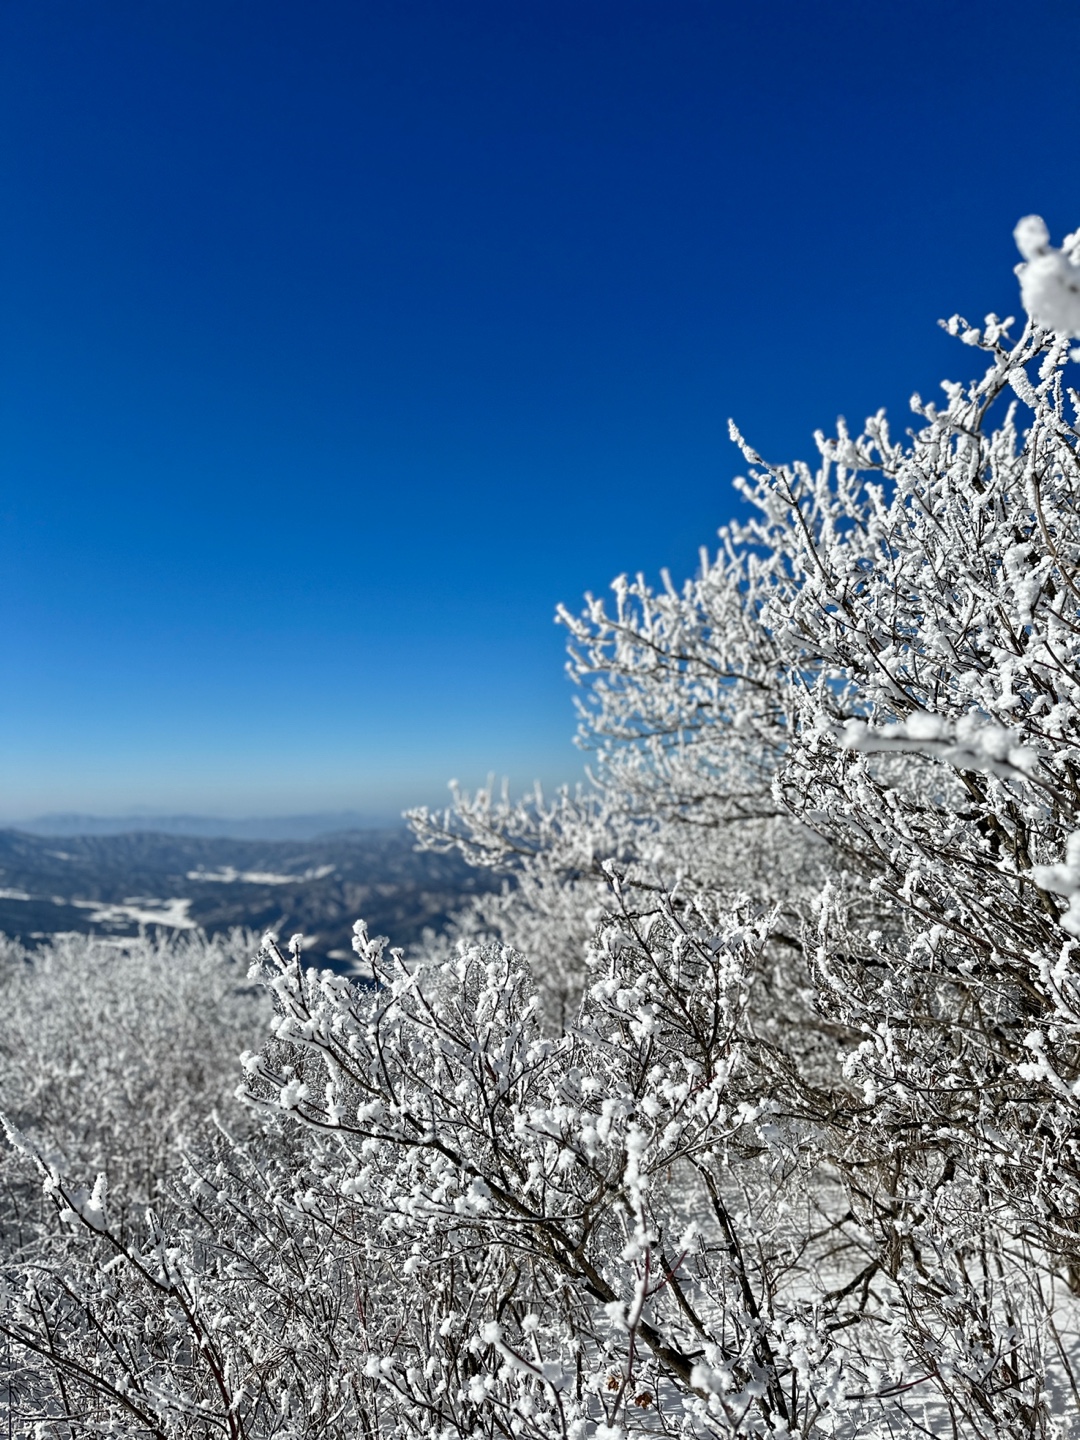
[2,0,1079,819]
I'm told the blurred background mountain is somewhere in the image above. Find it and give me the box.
[0,821,495,967]
[14,812,401,839]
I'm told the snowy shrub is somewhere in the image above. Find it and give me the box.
[0,930,266,1211]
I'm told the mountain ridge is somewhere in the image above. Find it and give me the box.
[7,811,410,841]
[0,826,495,965]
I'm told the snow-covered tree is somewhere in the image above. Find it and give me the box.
[6,216,1080,1437]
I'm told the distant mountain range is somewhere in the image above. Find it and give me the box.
[10,811,408,840]
[0,825,498,967]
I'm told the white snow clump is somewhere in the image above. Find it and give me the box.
[1015,214,1080,338]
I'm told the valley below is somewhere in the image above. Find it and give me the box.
[0,825,498,967]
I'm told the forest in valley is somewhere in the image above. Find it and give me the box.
[5,220,1080,1437]
[0,824,498,964]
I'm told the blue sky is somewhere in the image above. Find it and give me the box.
[2,0,1079,820]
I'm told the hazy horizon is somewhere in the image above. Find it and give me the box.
[0,762,574,829]
[2,808,414,840]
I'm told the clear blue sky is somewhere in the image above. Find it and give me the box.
[2,0,1078,819]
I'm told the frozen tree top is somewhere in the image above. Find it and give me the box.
[1015,213,1080,338]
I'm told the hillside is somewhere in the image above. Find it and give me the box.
[0,826,497,965]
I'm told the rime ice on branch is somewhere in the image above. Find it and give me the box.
[1015,213,1080,341]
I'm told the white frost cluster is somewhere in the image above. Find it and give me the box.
[1015,213,1080,338]
[1032,829,1080,936]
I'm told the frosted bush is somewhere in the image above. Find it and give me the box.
[0,929,266,1227]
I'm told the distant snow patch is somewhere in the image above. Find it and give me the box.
[186,865,335,885]
[70,896,196,929]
